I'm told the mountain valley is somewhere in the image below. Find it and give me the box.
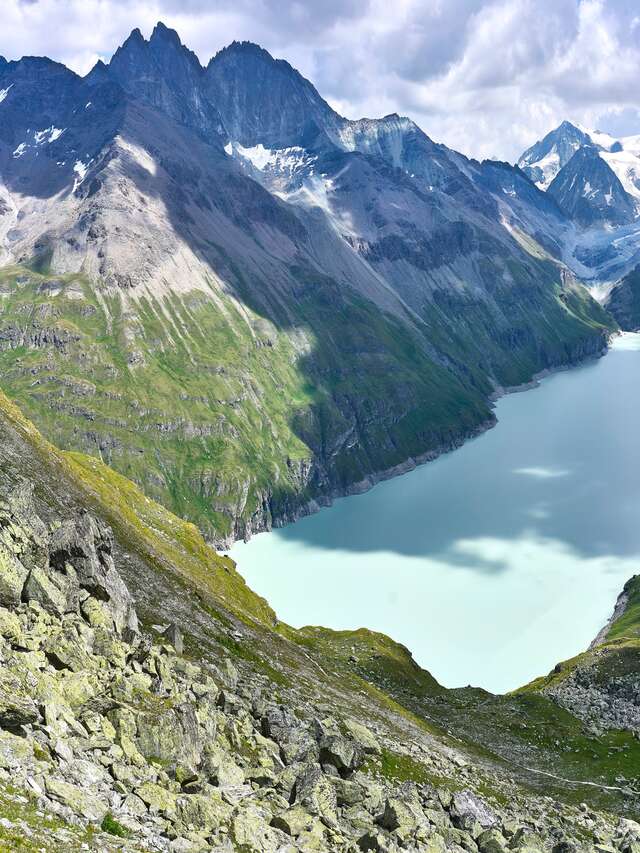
[0,21,640,852]
[0,25,621,544]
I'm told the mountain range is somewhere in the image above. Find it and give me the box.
[0,24,638,546]
[0,22,640,851]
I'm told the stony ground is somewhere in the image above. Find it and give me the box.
[0,477,639,852]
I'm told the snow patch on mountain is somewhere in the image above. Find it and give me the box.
[72,160,89,192]
[601,149,640,201]
[575,124,619,151]
[229,142,315,177]
[531,151,561,189]
[0,84,13,104]
[336,115,415,167]
[34,126,65,145]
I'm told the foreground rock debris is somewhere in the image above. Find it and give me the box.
[0,481,636,851]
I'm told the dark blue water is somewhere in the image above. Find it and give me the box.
[231,334,640,693]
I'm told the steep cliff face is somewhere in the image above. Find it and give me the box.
[0,26,615,543]
[605,266,640,330]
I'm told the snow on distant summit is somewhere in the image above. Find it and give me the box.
[518,121,591,189]
[518,121,640,201]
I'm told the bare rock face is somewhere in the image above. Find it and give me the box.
[49,512,138,637]
[0,481,137,637]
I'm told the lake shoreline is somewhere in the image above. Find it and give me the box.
[230,331,638,693]
[226,336,612,550]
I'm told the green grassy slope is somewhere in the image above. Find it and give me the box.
[0,260,615,544]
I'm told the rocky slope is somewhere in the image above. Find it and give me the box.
[0,353,639,850]
[0,25,615,544]
[605,266,640,330]
[547,146,637,228]
[522,574,640,741]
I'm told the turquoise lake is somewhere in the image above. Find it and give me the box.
[230,333,640,694]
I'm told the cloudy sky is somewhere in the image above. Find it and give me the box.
[2,0,640,161]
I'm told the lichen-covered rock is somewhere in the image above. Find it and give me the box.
[477,827,508,852]
[0,545,30,608]
[175,788,232,832]
[203,744,245,787]
[0,729,34,769]
[0,670,40,730]
[45,777,109,822]
[136,702,202,773]
[136,780,179,817]
[231,805,288,853]
[23,561,79,616]
[49,512,138,637]
[0,608,22,642]
[271,804,314,837]
[343,718,381,755]
[294,764,339,827]
[43,622,93,672]
[0,485,47,606]
[319,733,362,776]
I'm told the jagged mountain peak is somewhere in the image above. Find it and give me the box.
[124,26,145,44]
[558,119,582,133]
[208,38,312,83]
[517,120,631,192]
[84,58,110,84]
[518,120,592,188]
[150,20,184,47]
[212,39,274,61]
[105,21,227,141]
[206,38,338,149]
[111,21,202,71]
[547,143,637,227]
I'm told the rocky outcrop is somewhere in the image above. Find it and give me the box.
[545,651,640,736]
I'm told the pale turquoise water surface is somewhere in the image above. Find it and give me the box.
[230,333,640,693]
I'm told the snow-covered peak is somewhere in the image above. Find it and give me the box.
[573,123,620,151]
[518,121,591,189]
[518,121,640,191]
